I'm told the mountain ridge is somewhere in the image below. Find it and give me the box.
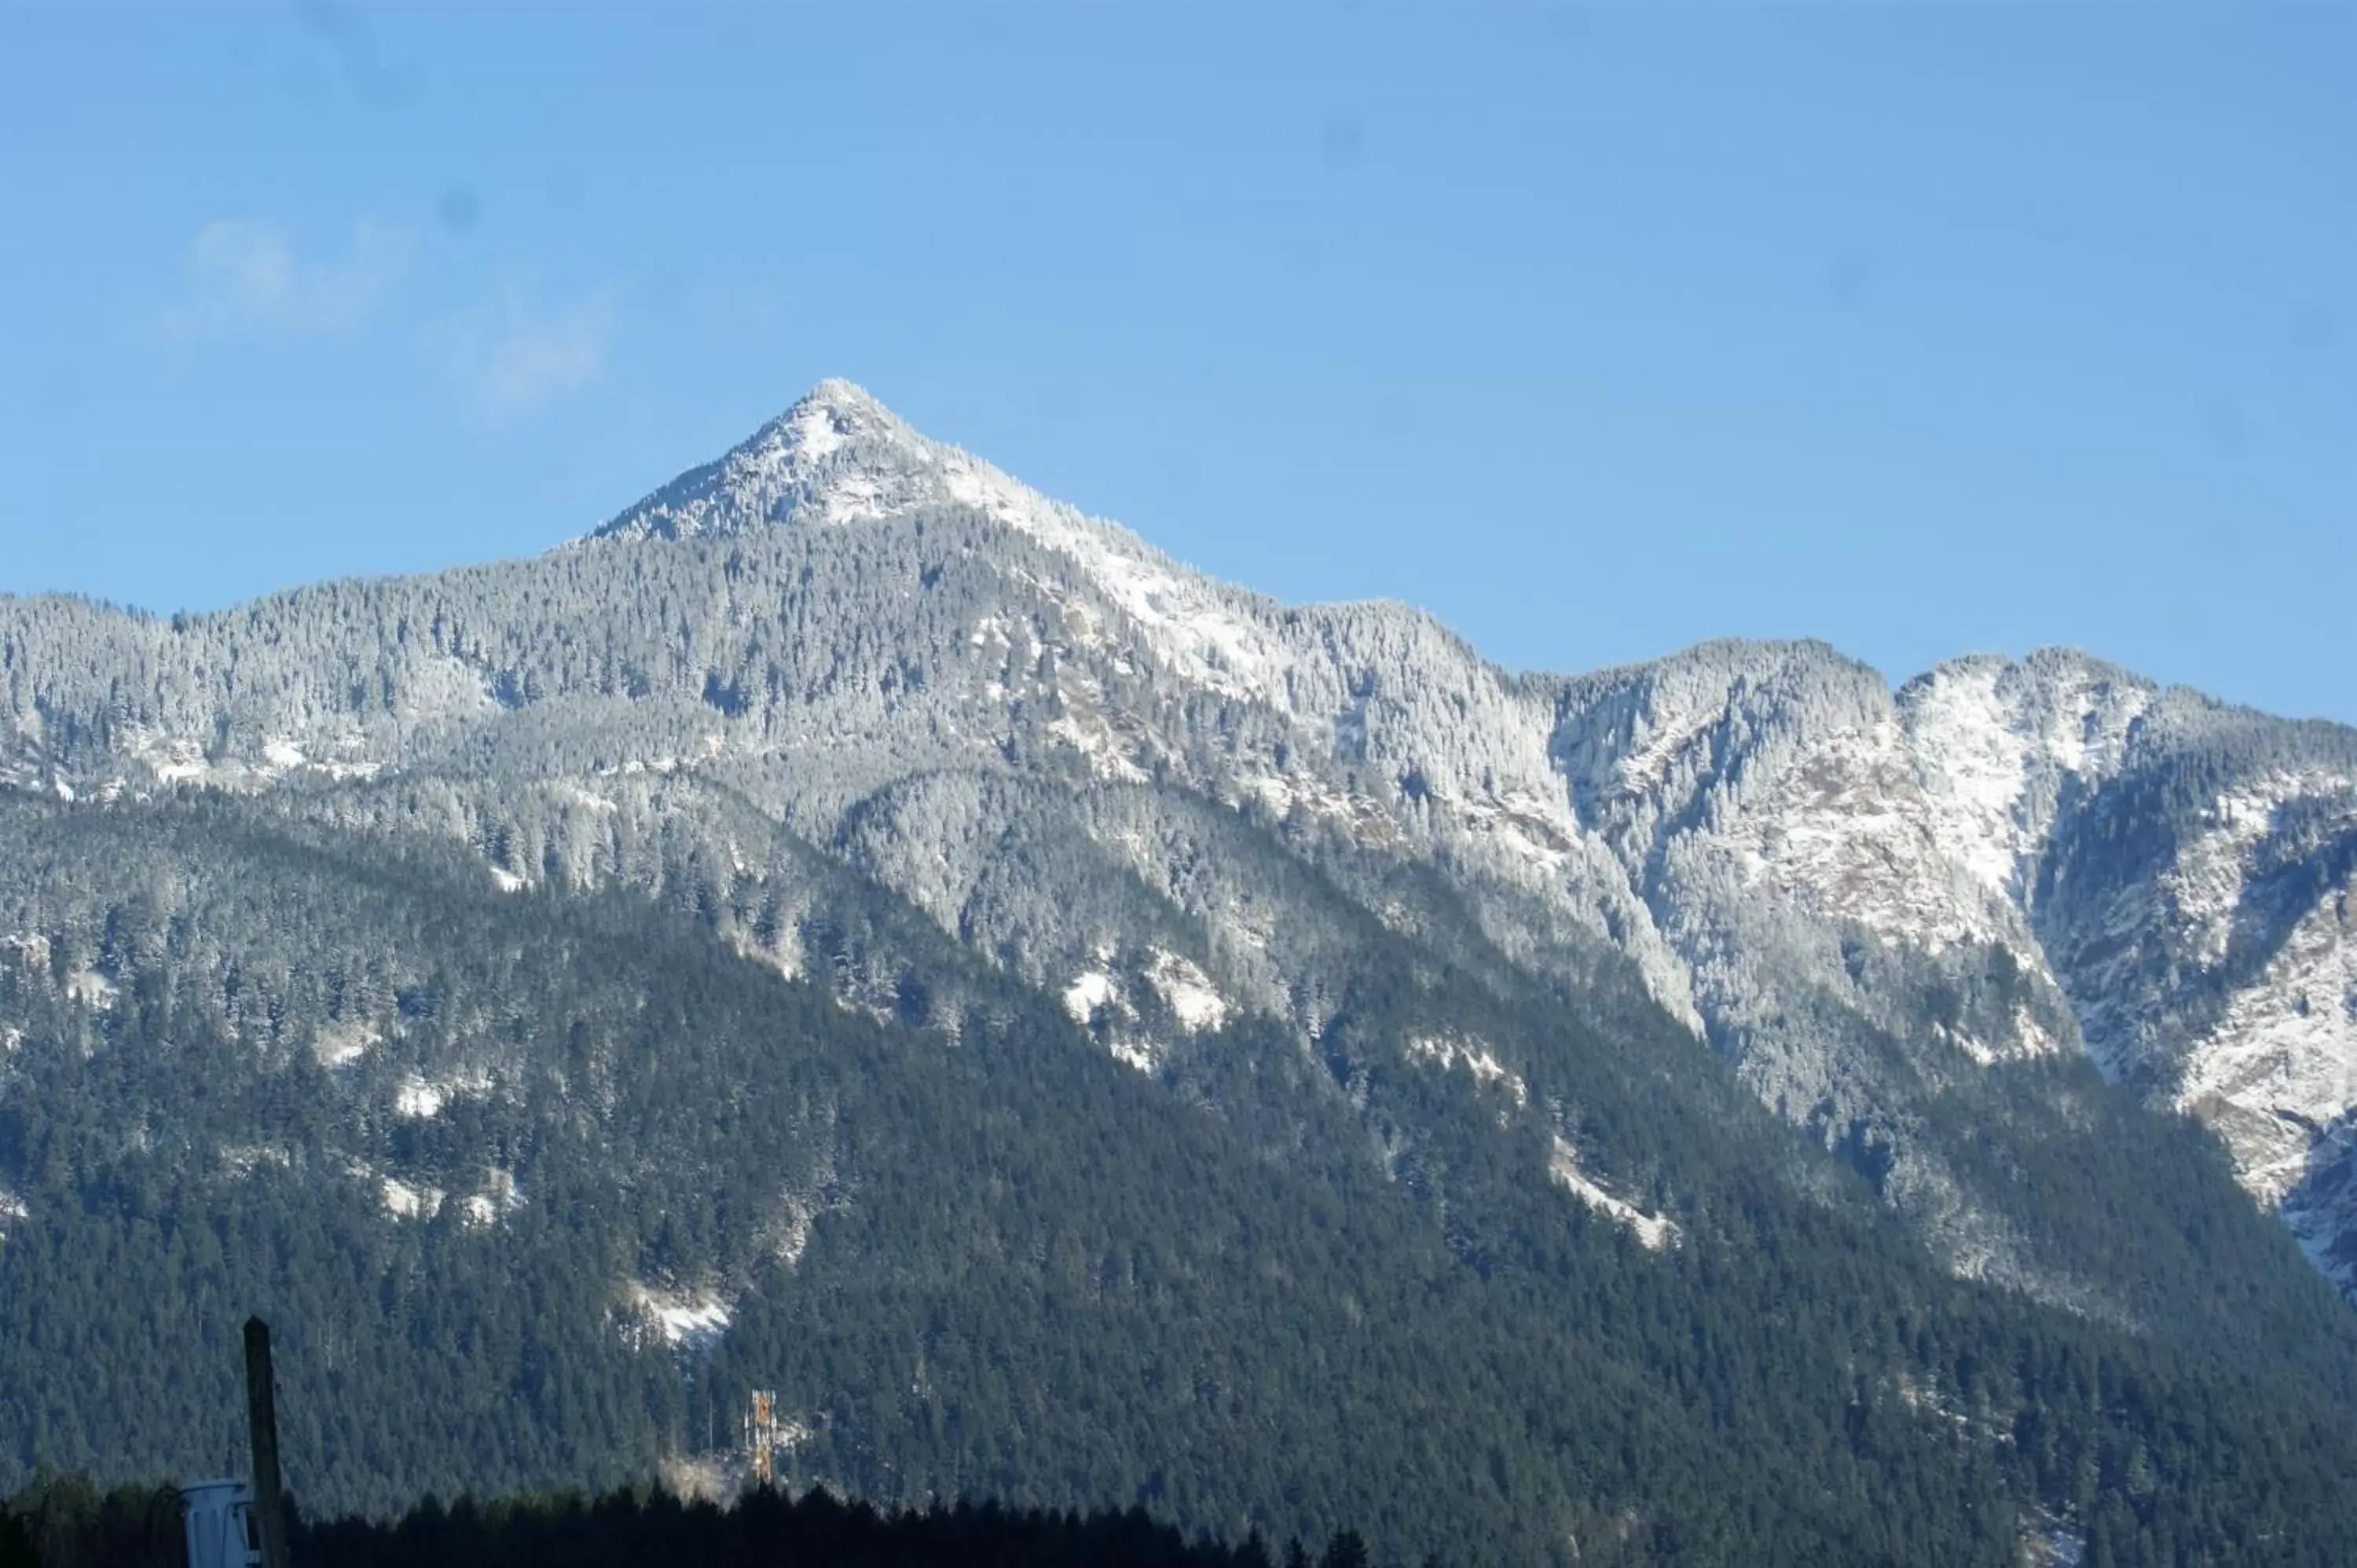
[5,379,2354,1306]
[5,379,2357,1559]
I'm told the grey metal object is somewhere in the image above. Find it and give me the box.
[180,1478,260,1568]
[242,1318,291,1568]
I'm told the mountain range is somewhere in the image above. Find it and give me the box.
[2,381,2355,1564]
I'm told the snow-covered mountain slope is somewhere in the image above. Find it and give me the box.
[1544,643,2080,1243]
[594,379,1292,705]
[589,380,1703,1027]
[5,379,2354,1305]
[2017,694,2357,1289]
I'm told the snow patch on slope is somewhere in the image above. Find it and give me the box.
[119,724,390,793]
[1145,950,1229,1033]
[929,459,1281,703]
[313,1020,380,1068]
[394,1069,493,1121]
[460,1170,526,1229]
[2167,782,2302,966]
[625,1280,732,1354]
[1060,951,1219,1070]
[64,969,117,1009]
[1904,652,2156,905]
[1406,1035,1529,1108]
[221,1144,295,1179]
[1549,1135,1677,1250]
[1047,710,1149,783]
[1726,717,2003,949]
[1904,661,2040,895]
[2172,857,2357,1205]
[1061,962,1163,1071]
[381,1177,444,1219]
[1062,968,1118,1027]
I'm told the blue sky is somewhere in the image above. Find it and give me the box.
[2,3,2349,720]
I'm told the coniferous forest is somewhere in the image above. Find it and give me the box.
[4,1478,1376,1568]
[4,789,2357,1564]
[0,391,2355,1568]
[12,0,2357,1552]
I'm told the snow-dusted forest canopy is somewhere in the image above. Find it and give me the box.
[5,385,2356,1565]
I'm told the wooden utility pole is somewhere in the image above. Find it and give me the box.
[243,1317,293,1568]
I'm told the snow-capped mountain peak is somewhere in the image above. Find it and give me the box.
[13,382,2357,1312]
[770,376,900,460]
[592,378,930,540]
[595,382,1292,704]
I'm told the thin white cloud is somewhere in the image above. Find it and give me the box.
[167,218,412,339]
[438,291,613,424]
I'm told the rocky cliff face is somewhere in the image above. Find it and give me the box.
[1543,636,2357,1291]
[5,379,2352,1299]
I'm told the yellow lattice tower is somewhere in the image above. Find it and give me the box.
[744,1389,779,1486]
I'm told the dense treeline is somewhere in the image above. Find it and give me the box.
[0,1477,1382,1568]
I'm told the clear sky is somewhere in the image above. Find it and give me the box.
[2,3,2349,720]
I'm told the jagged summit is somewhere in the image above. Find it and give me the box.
[775,376,922,455]
[590,379,940,543]
[14,373,2357,1557]
[590,377,1120,561]
[801,375,893,414]
[16,378,2356,1318]
[592,380,1300,703]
